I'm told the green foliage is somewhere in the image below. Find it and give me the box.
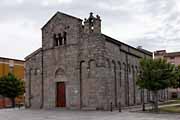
[0,73,25,99]
[136,58,177,91]
[173,65,180,88]
[160,105,180,113]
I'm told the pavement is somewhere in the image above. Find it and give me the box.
[125,102,180,112]
[0,108,180,120]
[159,103,180,108]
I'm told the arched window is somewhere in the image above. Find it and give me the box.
[55,68,65,78]
[106,59,111,69]
[53,32,66,47]
[34,68,40,76]
[63,32,67,45]
[128,64,131,73]
[58,33,63,45]
[118,61,121,87]
[53,34,59,46]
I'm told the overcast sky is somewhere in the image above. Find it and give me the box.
[1,0,180,60]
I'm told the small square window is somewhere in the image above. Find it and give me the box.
[170,56,175,59]
[9,66,14,73]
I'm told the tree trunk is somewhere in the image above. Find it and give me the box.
[11,98,15,108]
[153,91,159,113]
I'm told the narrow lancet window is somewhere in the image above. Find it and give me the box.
[58,33,63,45]
[63,32,67,45]
[53,34,59,46]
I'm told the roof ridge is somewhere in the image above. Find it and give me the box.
[41,11,82,29]
[102,34,152,56]
[25,48,42,60]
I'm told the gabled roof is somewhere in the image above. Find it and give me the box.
[25,48,42,60]
[138,48,153,56]
[102,34,152,56]
[41,11,83,29]
[164,52,180,57]
[0,57,24,62]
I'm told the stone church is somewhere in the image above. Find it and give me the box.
[25,11,168,110]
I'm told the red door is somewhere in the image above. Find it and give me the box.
[56,82,66,107]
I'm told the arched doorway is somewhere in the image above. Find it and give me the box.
[55,68,67,107]
[56,82,66,107]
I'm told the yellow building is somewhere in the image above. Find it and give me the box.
[0,57,25,108]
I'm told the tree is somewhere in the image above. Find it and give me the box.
[136,58,177,112]
[0,73,25,108]
[171,65,180,98]
[173,65,180,89]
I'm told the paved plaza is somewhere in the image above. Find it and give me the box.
[0,109,180,120]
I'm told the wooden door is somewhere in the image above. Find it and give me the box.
[56,82,66,107]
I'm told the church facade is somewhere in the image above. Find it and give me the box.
[25,12,168,110]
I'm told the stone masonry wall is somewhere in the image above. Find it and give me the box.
[25,12,168,110]
[41,12,83,109]
[25,50,42,109]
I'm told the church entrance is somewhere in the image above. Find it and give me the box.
[56,82,66,107]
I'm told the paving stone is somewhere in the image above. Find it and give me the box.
[0,109,180,120]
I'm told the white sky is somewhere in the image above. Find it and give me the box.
[1,0,180,60]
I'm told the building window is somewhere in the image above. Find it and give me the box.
[63,32,67,45]
[34,69,40,76]
[9,66,14,73]
[53,34,59,46]
[9,60,14,73]
[118,61,121,87]
[170,56,175,59]
[53,32,67,47]
[128,64,131,73]
[58,33,63,45]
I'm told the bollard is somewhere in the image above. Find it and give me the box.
[142,103,145,111]
[18,104,21,109]
[110,102,113,112]
[119,102,121,112]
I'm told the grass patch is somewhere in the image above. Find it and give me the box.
[160,105,180,113]
[160,99,180,105]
